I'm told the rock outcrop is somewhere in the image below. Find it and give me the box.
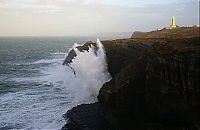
[63,41,96,65]
[62,27,200,130]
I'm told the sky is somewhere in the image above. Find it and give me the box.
[0,0,199,36]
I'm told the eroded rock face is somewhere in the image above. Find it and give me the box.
[101,39,149,76]
[144,37,200,126]
[98,37,200,128]
[62,27,200,129]
[62,39,150,129]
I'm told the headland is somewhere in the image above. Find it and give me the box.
[62,26,200,130]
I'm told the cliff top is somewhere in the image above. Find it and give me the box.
[131,27,199,39]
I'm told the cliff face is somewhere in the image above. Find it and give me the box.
[62,38,151,130]
[98,37,200,128]
[63,38,149,76]
[62,27,200,129]
[101,39,149,76]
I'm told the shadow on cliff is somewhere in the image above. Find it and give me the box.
[62,27,200,130]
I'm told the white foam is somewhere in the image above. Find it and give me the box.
[69,38,111,104]
[73,43,80,48]
[0,38,111,130]
[38,38,111,104]
[50,52,66,55]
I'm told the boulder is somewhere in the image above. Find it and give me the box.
[61,103,114,130]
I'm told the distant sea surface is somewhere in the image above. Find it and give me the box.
[0,36,99,129]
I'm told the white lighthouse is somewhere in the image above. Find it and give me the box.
[170,16,177,29]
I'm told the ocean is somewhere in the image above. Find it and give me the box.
[0,37,111,129]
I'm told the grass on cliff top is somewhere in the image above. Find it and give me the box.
[132,27,199,39]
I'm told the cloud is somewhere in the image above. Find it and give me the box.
[0,0,65,12]
[0,0,198,36]
[0,0,196,13]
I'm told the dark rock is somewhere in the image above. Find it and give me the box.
[101,39,150,76]
[62,49,77,65]
[63,41,97,65]
[61,103,114,130]
[98,37,200,129]
[63,38,150,76]
[62,27,200,130]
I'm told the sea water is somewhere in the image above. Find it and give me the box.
[0,37,111,129]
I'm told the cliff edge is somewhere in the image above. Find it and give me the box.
[131,27,199,39]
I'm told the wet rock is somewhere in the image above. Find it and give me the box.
[61,103,114,130]
[63,41,96,65]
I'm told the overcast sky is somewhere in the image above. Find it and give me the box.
[0,0,199,36]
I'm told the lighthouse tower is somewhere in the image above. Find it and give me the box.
[170,16,177,29]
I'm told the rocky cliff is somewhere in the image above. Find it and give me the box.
[98,37,200,129]
[62,27,200,129]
